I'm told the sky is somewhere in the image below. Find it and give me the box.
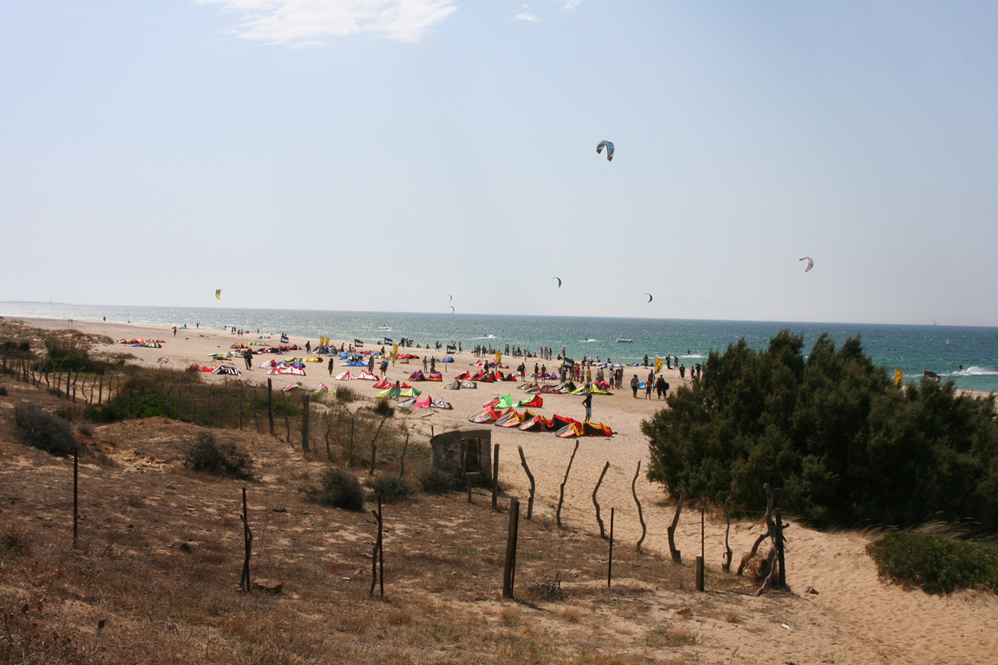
[2,1,997,326]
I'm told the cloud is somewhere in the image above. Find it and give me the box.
[560,0,582,9]
[197,0,458,44]
[515,12,539,21]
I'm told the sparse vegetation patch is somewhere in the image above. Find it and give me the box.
[183,432,254,480]
[867,531,998,594]
[13,402,77,457]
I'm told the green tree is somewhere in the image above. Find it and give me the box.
[643,331,998,530]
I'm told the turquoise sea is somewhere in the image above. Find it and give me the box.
[3,303,998,393]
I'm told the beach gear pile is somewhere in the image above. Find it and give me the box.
[118,338,164,348]
[467,395,612,438]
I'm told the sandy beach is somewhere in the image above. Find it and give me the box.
[9,316,998,664]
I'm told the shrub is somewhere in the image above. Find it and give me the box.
[335,386,357,403]
[184,432,254,480]
[366,476,416,503]
[13,403,77,456]
[85,391,169,423]
[418,468,460,494]
[643,330,998,530]
[867,532,998,594]
[0,521,30,556]
[306,467,365,511]
[372,399,394,417]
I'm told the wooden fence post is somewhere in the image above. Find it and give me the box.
[775,508,786,590]
[73,446,79,550]
[556,441,580,529]
[282,391,290,443]
[240,487,253,592]
[632,461,646,551]
[399,433,408,479]
[462,440,472,503]
[491,443,500,511]
[517,446,535,520]
[267,379,274,436]
[593,461,610,539]
[608,507,614,588]
[502,496,520,598]
[722,478,737,572]
[301,394,310,453]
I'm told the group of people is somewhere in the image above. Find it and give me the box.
[630,371,670,399]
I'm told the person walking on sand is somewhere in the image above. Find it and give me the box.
[328,357,334,376]
[582,393,593,422]
[646,370,655,399]
[631,374,639,398]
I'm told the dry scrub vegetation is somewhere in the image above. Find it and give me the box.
[0,340,783,664]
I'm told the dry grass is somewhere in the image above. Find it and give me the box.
[0,374,763,665]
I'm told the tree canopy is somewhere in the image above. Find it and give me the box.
[643,331,998,530]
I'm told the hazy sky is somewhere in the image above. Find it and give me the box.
[2,1,997,325]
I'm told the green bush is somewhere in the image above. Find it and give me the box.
[366,475,416,503]
[867,532,998,594]
[306,467,365,511]
[85,391,170,423]
[13,403,77,457]
[418,468,460,494]
[643,330,998,530]
[184,432,254,480]
[335,386,357,403]
[372,399,394,417]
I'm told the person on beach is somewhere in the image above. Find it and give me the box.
[380,359,389,378]
[328,358,334,376]
[656,376,667,399]
[646,371,654,399]
[582,393,593,421]
[173,326,177,337]
[368,356,375,373]
[305,340,311,354]
[679,364,685,379]
[243,349,252,370]
[631,374,639,397]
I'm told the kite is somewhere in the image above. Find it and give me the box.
[449,295,453,302]
[799,256,814,273]
[215,289,221,300]
[644,293,653,304]
[596,140,614,161]
[448,306,455,314]
[553,276,562,288]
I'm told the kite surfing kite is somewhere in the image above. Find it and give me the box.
[596,140,614,161]
[643,293,653,304]
[449,295,453,302]
[799,256,814,273]
[215,289,222,300]
[553,276,562,288]
[448,306,455,314]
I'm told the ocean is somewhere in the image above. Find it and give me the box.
[3,302,998,393]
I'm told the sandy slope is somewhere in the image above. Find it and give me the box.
[15,316,998,664]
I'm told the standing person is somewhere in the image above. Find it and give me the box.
[380,359,389,378]
[631,374,639,398]
[368,355,375,374]
[582,392,593,422]
[430,358,436,374]
[646,370,655,399]
[173,326,177,337]
[423,357,428,373]
[328,357,334,376]
[655,376,666,399]
[643,354,648,367]
[305,340,311,354]
[679,364,686,379]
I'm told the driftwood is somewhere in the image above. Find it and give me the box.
[667,490,687,563]
[632,461,646,551]
[722,478,738,572]
[737,483,774,576]
[556,441,580,528]
[756,485,780,595]
[592,461,610,539]
[517,446,535,520]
